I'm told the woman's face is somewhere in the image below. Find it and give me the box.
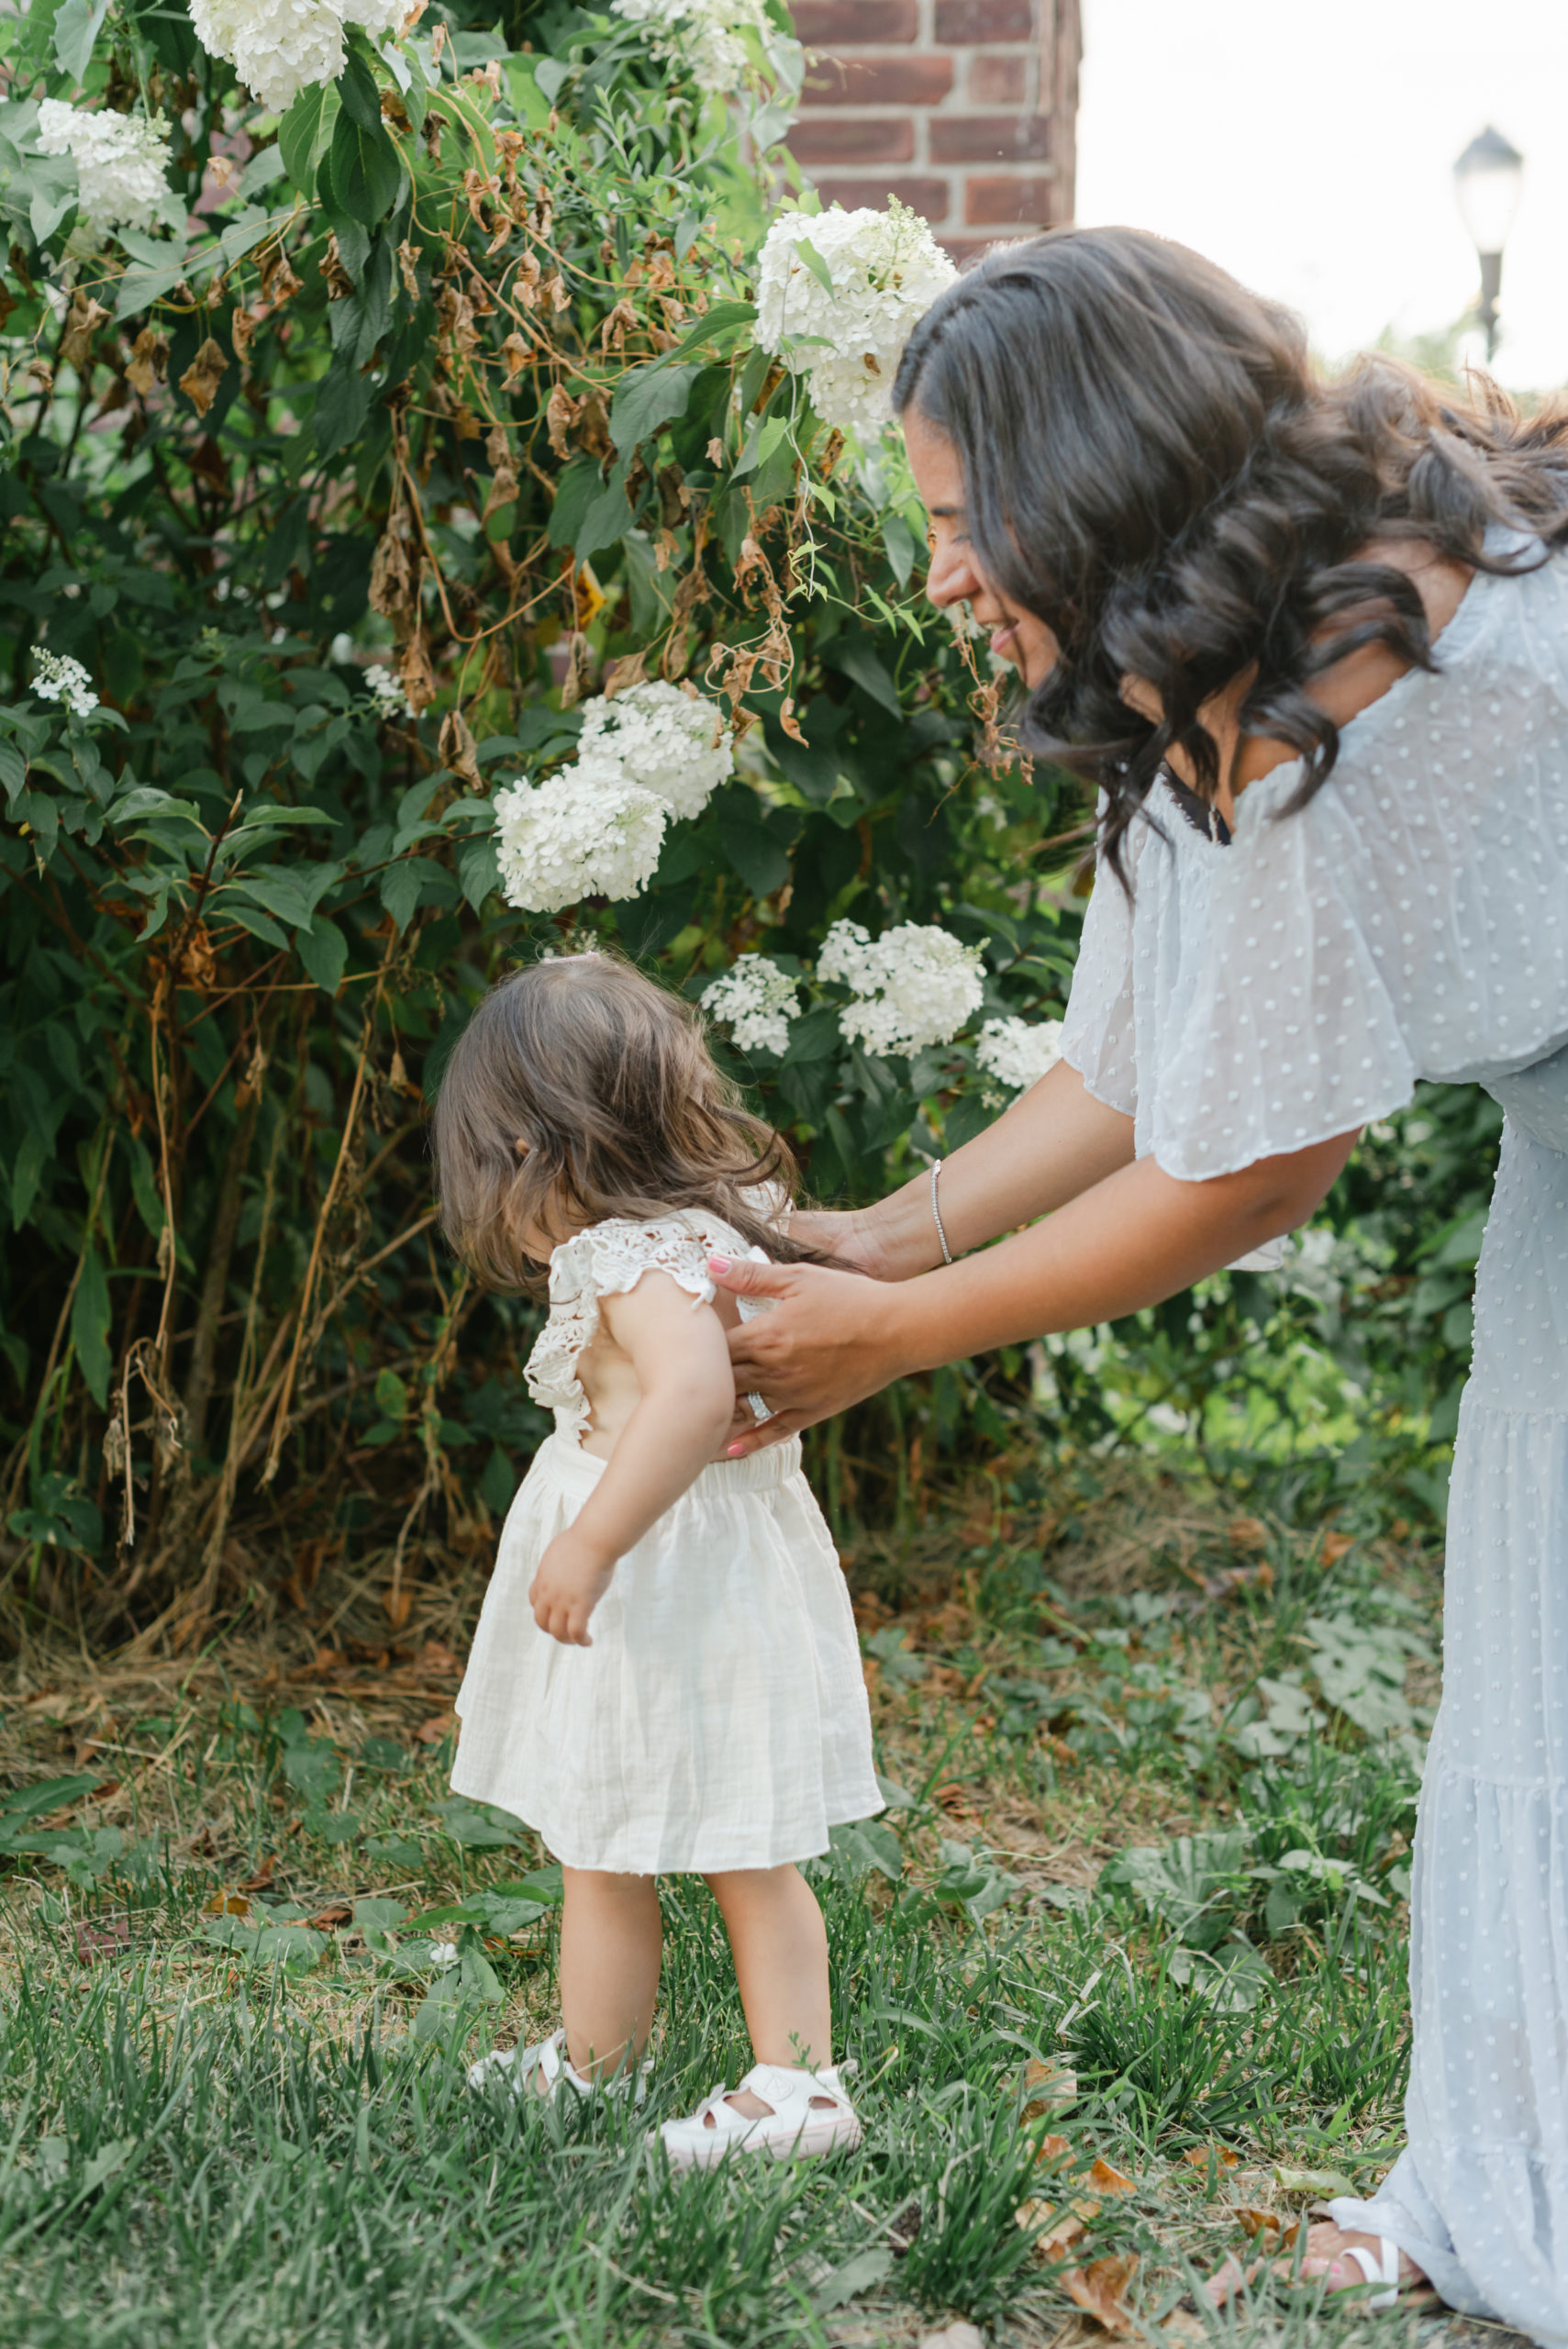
[904,406,1060,690]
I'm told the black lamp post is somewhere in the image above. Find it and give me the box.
[1452,127,1525,363]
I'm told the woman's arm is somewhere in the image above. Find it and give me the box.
[796,1059,1138,1279]
[717,1124,1358,1452]
[528,1274,735,1644]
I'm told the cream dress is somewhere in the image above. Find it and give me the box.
[450,1208,883,1876]
[1062,529,1568,2345]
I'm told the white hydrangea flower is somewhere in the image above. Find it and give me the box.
[611,0,769,94]
[188,0,348,116]
[576,682,732,821]
[494,753,668,915]
[701,956,800,1055]
[976,1015,1063,1094]
[35,103,172,236]
[32,650,98,718]
[427,1940,460,1968]
[755,201,957,440]
[818,918,984,1056]
[363,663,413,720]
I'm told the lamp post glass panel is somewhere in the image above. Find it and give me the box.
[1453,125,1525,362]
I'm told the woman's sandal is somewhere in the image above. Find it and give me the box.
[1291,2228,1438,2311]
[654,2062,861,2171]
[467,2027,649,2104]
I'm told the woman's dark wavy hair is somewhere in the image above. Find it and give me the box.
[893,226,1568,882]
[433,950,822,1295]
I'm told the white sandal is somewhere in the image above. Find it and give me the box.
[1332,2237,1403,2310]
[655,2061,861,2171]
[466,2027,648,2104]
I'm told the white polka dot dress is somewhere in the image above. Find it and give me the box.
[1062,529,1568,2345]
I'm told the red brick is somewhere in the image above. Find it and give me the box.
[934,0,1034,38]
[792,0,917,40]
[940,234,1036,270]
[802,53,954,103]
[788,114,915,164]
[812,174,951,218]
[967,53,1029,104]
[964,171,1057,224]
[930,113,1052,164]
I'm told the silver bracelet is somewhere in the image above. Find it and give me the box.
[929,1156,953,1266]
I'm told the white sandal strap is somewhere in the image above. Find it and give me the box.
[1343,2239,1401,2310]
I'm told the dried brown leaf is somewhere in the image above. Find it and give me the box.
[177,337,228,418]
[1062,2252,1139,2332]
[1088,2157,1136,2196]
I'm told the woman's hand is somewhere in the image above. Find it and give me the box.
[710,1253,913,1454]
[787,1207,901,1282]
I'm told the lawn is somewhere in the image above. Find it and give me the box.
[0,1462,1518,2348]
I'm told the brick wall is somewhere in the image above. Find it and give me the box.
[789,0,1081,266]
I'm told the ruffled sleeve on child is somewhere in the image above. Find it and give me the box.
[527,1217,721,1442]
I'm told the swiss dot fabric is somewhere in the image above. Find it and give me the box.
[451,1211,882,1874]
[1062,531,1568,2346]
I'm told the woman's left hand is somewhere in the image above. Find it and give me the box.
[709,1253,912,1454]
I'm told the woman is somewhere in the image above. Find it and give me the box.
[711,228,1568,2341]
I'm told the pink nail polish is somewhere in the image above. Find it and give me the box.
[727,1442,744,1458]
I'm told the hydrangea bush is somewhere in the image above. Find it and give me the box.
[0,0,1088,1631]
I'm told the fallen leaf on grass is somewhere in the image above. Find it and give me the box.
[1272,2164,1356,2199]
[239,1857,276,1891]
[1161,2312,1208,2342]
[1320,1530,1355,1564]
[1063,2253,1139,2332]
[1234,2204,1300,2249]
[1227,1516,1269,1550]
[202,1892,251,1918]
[1203,2253,1261,2308]
[1034,2132,1073,2163]
[308,1900,354,1930]
[1020,2057,1078,2119]
[415,1711,456,1743]
[1088,2156,1136,2196]
[1019,2194,1099,2252]
[74,1916,130,1961]
[1180,2144,1240,2174]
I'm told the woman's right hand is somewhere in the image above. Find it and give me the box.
[712,1253,917,1453]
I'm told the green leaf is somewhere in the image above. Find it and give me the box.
[380,861,423,934]
[458,837,500,913]
[336,48,384,134]
[790,235,836,299]
[322,108,403,228]
[279,83,339,197]
[656,300,757,363]
[222,903,290,952]
[609,362,701,458]
[547,454,604,551]
[52,0,109,82]
[0,740,25,807]
[828,632,902,717]
[70,1243,112,1408]
[296,913,347,995]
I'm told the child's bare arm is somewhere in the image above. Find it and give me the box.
[528,1273,736,1645]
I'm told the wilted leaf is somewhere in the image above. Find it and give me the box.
[1088,2157,1136,2196]
[202,1891,250,1918]
[1234,2204,1299,2248]
[178,338,228,418]
[1062,2252,1139,2332]
[1180,2143,1240,2173]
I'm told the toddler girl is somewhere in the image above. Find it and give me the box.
[433,952,881,2166]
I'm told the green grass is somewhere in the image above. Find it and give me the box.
[0,1463,1504,2345]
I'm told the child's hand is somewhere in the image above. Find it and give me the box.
[528,1528,617,1646]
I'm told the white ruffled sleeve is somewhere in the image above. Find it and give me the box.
[1060,810,1141,1119]
[1150,773,1416,1181]
[553,1218,717,1312]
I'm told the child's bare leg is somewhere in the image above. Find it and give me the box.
[702,1864,833,2118]
[560,1865,662,2083]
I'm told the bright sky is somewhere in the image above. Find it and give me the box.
[1074,0,1568,393]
